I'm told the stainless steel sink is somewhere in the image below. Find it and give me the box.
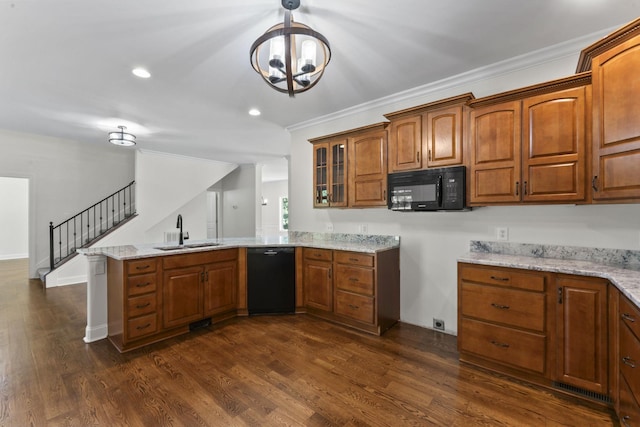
[154,242,221,251]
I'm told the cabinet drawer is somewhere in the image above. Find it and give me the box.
[459,264,545,292]
[127,313,158,339]
[304,248,332,262]
[127,294,157,318]
[335,291,374,324]
[620,373,640,427]
[126,258,157,275]
[126,273,157,297]
[460,283,545,332]
[621,294,640,342]
[621,321,640,403]
[335,265,374,295]
[459,318,546,374]
[334,251,374,267]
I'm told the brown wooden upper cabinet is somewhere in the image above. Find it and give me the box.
[310,137,348,208]
[384,93,474,172]
[468,75,591,206]
[348,124,388,207]
[309,123,388,208]
[577,19,640,202]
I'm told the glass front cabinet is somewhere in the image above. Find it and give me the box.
[312,138,348,208]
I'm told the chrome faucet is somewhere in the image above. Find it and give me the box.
[176,214,184,245]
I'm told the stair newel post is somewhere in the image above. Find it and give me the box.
[49,222,54,271]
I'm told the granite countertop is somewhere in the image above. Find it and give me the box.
[77,231,400,260]
[459,241,640,309]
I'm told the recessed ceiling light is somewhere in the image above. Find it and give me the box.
[132,68,151,79]
[248,108,261,116]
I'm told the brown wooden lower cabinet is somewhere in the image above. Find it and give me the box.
[619,292,640,425]
[459,262,640,426]
[556,275,609,395]
[106,246,399,352]
[303,247,400,335]
[107,249,240,352]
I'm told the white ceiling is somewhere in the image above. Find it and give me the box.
[1,0,639,172]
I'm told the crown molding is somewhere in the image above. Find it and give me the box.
[286,26,617,133]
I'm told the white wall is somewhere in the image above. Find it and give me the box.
[47,150,238,287]
[288,38,640,335]
[0,177,29,260]
[261,179,288,236]
[220,164,258,238]
[0,129,135,276]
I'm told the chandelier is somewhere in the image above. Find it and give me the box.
[250,0,331,97]
[108,126,136,146]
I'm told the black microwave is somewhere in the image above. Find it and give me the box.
[387,166,467,211]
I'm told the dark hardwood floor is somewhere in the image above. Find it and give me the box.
[0,258,617,426]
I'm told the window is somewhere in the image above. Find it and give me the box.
[280,197,289,231]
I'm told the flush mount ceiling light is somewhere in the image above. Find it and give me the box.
[250,0,331,97]
[132,67,151,79]
[109,125,136,146]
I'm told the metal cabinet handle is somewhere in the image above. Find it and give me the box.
[490,276,509,282]
[417,151,420,162]
[135,265,150,270]
[621,415,631,427]
[136,282,151,288]
[428,150,432,161]
[136,323,151,330]
[622,313,636,323]
[349,277,359,282]
[328,267,332,279]
[515,181,519,196]
[523,181,528,195]
[349,257,360,262]
[490,340,510,348]
[558,287,563,304]
[136,302,151,309]
[348,304,359,310]
[592,176,598,192]
[491,303,510,310]
[622,356,636,368]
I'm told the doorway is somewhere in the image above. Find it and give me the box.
[0,176,29,261]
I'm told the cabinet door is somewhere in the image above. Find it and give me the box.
[469,100,522,204]
[592,37,640,200]
[349,129,388,207]
[303,260,332,312]
[313,142,329,207]
[556,276,608,395]
[163,266,204,328]
[425,104,464,168]
[329,139,348,207]
[203,261,237,316]
[522,86,588,203]
[388,115,422,172]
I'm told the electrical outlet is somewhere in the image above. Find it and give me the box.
[326,223,334,232]
[433,318,445,331]
[358,224,368,234]
[496,227,509,241]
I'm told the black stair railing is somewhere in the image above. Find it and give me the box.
[49,181,136,270]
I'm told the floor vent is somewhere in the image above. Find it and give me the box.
[553,382,611,404]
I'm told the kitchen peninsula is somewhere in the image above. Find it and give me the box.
[78,232,400,352]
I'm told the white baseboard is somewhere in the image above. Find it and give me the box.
[84,324,108,343]
[0,253,28,260]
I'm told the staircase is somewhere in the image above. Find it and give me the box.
[40,181,137,281]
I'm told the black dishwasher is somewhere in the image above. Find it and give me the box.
[247,247,295,315]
